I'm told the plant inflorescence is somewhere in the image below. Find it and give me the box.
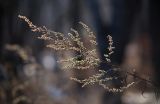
[18,15,158,94]
[18,15,136,93]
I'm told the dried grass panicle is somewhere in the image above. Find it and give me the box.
[19,15,136,92]
[19,15,100,70]
[99,81,135,92]
[104,35,115,63]
[79,21,97,45]
[70,70,114,87]
[71,69,135,92]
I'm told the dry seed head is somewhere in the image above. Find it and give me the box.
[19,15,135,92]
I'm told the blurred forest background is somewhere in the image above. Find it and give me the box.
[0,0,160,104]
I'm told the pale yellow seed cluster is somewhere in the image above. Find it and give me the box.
[71,70,135,92]
[18,15,46,33]
[19,15,100,70]
[99,81,135,92]
[68,28,86,52]
[79,21,97,45]
[19,15,135,92]
[104,35,115,63]
[70,70,108,87]
[18,15,98,53]
[107,35,115,55]
[58,53,100,70]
